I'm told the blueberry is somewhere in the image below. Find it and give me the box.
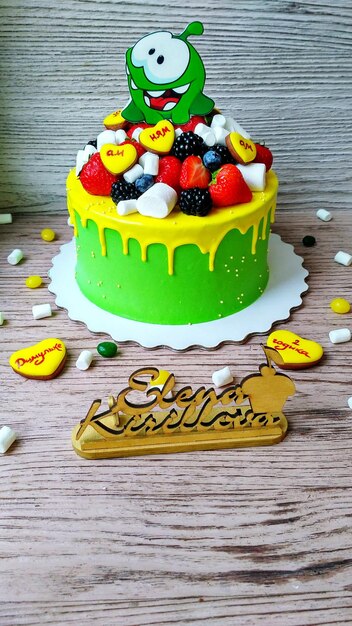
[135,174,154,194]
[202,150,222,172]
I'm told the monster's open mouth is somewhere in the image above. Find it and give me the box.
[143,83,190,111]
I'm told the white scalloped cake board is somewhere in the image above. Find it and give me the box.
[48,234,308,350]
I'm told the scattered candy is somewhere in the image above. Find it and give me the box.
[348,397,352,410]
[32,303,52,320]
[117,199,138,216]
[115,129,128,145]
[41,228,55,242]
[9,338,66,379]
[226,132,257,164]
[25,275,42,289]
[212,366,233,387]
[267,330,324,369]
[236,163,266,192]
[143,152,159,176]
[316,209,332,222]
[97,129,117,150]
[137,182,177,219]
[302,235,316,247]
[123,163,144,184]
[329,328,351,344]
[0,312,4,325]
[0,426,16,454]
[0,213,12,224]
[7,249,23,265]
[334,251,352,267]
[139,120,175,154]
[330,298,351,314]
[100,142,137,175]
[97,341,118,358]
[76,350,94,371]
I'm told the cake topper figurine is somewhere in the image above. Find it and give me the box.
[122,21,215,125]
[71,346,296,459]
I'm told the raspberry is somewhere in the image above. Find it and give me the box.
[179,188,212,217]
[80,153,117,196]
[212,144,236,165]
[111,180,141,204]
[171,131,206,161]
[156,156,182,194]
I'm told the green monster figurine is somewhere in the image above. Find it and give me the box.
[122,21,215,125]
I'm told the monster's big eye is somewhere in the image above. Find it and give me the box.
[131,31,190,84]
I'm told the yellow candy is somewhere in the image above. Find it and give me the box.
[267,330,324,369]
[9,338,67,380]
[226,132,257,164]
[103,109,127,130]
[139,121,175,154]
[100,143,137,175]
[330,298,351,314]
[25,275,42,289]
[41,228,55,242]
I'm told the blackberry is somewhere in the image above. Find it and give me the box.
[87,139,97,149]
[179,188,212,217]
[171,131,206,161]
[111,180,140,204]
[212,143,236,165]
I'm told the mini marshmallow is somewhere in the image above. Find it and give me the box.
[0,213,12,224]
[237,163,266,191]
[97,130,117,150]
[334,251,352,267]
[0,312,4,325]
[132,127,143,142]
[117,199,138,216]
[138,153,148,168]
[143,152,159,176]
[76,350,93,371]
[7,249,23,265]
[213,126,229,146]
[195,123,211,137]
[32,303,52,320]
[175,128,183,138]
[137,183,177,219]
[210,114,227,128]
[115,129,128,144]
[316,209,332,222]
[212,366,233,388]
[348,397,352,410]
[329,328,351,344]
[203,131,216,147]
[84,144,97,158]
[0,426,16,454]
[76,149,87,175]
[224,117,251,138]
[123,163,144,183]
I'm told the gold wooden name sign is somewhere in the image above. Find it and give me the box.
[72,346,296,459]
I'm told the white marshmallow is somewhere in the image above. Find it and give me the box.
[32,303,52,320]
[123,163,144,183]
[316,209,332,222]
[137,183,177,219]
[7,249,23,265]
[0,312,4,325]
[132,127,143,142]
[210,114,227,128]
[329,328,351,344]
[138,153,148,168]
[236,163,266,191]
[203,131,216,147]
[212,366,233,388]
[334,251,352,267]
[213,126,229,146]
[84,144,97,158]
[0,426,17,454]
[143,152,159,176]
[195,123,211,137]
[348,397,352,410]
[0,213,12,224]
[76,149,87,176]
[115,129,128,144]
[76,350,93,371]
[117,199,138,216]
[175,128,183,138]
[224,117,251,138]
[97,130,117,150]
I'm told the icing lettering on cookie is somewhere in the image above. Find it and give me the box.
[266,330,323,369]
[139,121,175,154]
[9,338,67,380]
[226,132,257,164]
[103,109,128,130]
[100,142,138,175]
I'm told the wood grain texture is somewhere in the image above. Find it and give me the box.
[1,208,352,624]
[1,0,351,211]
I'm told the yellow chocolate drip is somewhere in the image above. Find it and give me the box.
[66,170,278,275]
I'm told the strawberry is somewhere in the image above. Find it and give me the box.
[253,143,273,171]
[209,164,252,207]
[126,123,151,139]
[120,139,146,159]
[156,156,182,194]
[176,116,207,133]
[80,153,118,196]
[179,155,211,190]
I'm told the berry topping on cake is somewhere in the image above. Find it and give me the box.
[111,180,141,204]
[179,188,212,217]
[126,123,151,139]
[135,174,155,194]
[171,131,206,160]
[209,164,252,207]
[202,150,222,172]
[120,139,146,159]
[253,143,273,171]
[80,153,118,196]
[212,144,236,165]
[176,116,207,133]
[155,156,182,193]
[180,155,211,190]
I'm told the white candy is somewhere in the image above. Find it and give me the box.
[212,366,233,388]
[210,114,227,128]
[137,183,177,219]
[76,350,93,371]
[195,122,211,137]
[7,249,23,265]
[97,130,117,150]
[316,209,332,222]
[334,251,352,267]
[84,144,97,158]
[123,163,144,183]
[32,303,52,320]
[75,149,87,176]
[132,127,143,142]
[224,117,251,138]
[0,426,17,454]
[0,213,12,224]
[237,163,266,191]
[67,216,74,227]
[117,199,138,216]
[213,126,229,146]
[175,128,183,138]
[115,129,128,144]
[348,397,352,410]
[143,152,159,176]
[138,153,148,168]
[0,312,4,325]
[329,328,351,344]
[203,131,216,147]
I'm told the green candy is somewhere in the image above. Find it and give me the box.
[97,341,118,358]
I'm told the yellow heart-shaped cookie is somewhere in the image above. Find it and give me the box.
[9,338,67,380]
[100,143,137,175]
[266,330,324,370]
[226,132,257,164]
[103,109,127,130]
[139,120,175,154]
